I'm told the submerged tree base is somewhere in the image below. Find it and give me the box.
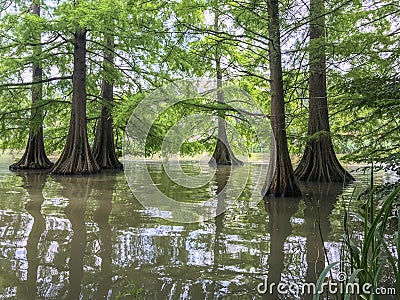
[93,149,123,170]
[295,138,355,183]
[9,133,53,171]
[51,152,101,175]
[92,111,123,170]
[264,167,303,197]
[51,138,100,175]
[209,140,243,166]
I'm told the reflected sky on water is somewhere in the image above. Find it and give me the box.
[0,156,397,299]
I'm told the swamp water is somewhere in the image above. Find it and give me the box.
[0,155,397,299]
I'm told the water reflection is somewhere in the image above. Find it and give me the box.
[214,166,229,270]
[53,176,91,299]
[264,197,300,299]
[302,183,345,300]
[0,161,396,299]
[302,183,344,285]
[92,173,114,299]
[212,166,229,297]
[21,172,47,299]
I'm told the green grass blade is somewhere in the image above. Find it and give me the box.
[344,269,364,300]
[313,262,340,300]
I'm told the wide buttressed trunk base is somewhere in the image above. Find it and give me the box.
[9,128,53,171]
[294,136,355,183]
[209,139,243,166]
[263,134,302,197]
[51,28,100,175]
[265,163,302,197]
[92,111,123,170]
[51,132,101,175]
[209,118,243,166]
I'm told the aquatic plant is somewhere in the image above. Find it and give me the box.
[314,179,400,299]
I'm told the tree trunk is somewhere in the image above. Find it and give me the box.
[51,28,100,175]
[209,77,243,166]
[92,35,123,170]
[264,0,302,197]
[294,0,354,183]
[10,2,53,171]
[209,14,243,166]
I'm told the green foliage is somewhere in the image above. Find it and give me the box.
[331,75,400,175]
[0,0,398,168]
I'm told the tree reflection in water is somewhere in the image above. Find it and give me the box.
[52,175,91,300]
[302,183,344,300]
[0,162,360,299]
[211,166,229,296]
[264,197,300,299]
[263,183,345,299]
[92,171,115,299]
[20,171,47,299]
[214,166,229,270]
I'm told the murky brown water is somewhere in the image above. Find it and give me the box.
[0,155,397,299]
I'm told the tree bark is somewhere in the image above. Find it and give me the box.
[264,0,302,197]
[10,2,53,171]
[209,62,243,166]
[51,28,100,175]
[92,35,123,170]
[209,14,243,166]
[294,0,354,183]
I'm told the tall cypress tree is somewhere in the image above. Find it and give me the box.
[210,11,243,166]
[264,0,302,197]
[294,0,354,183]
[10,1,53,171]
[51,27,100,174]
[92,34,123,170]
